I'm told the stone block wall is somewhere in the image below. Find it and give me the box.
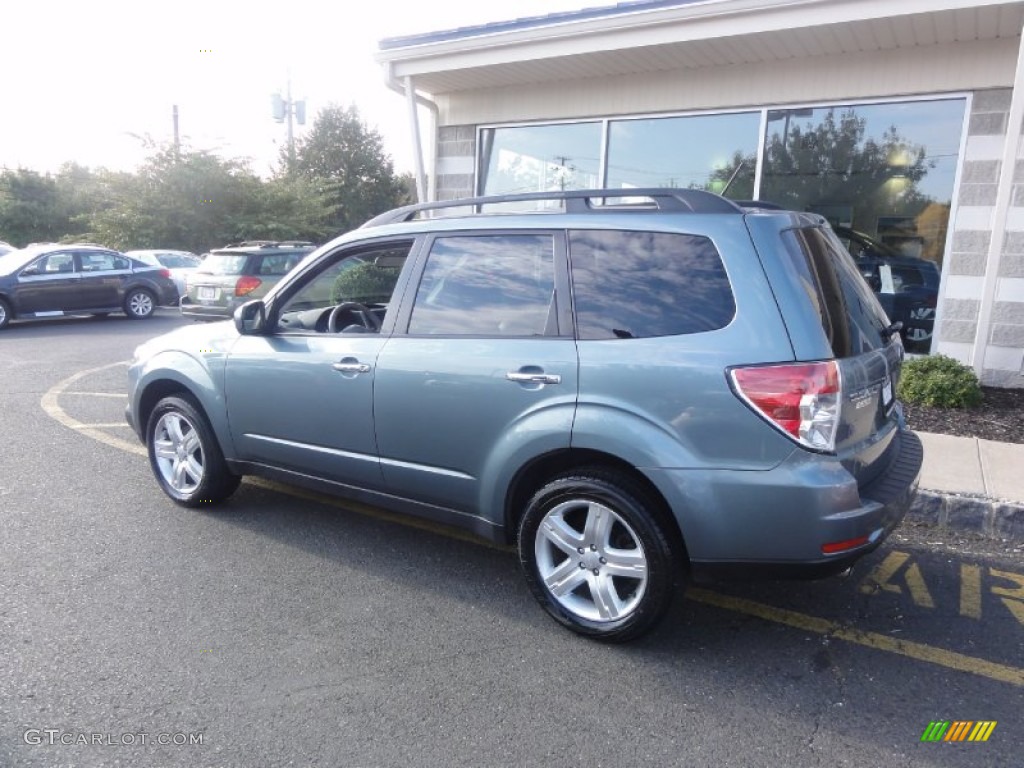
[435,125,476,201]
[943,88,1024,387]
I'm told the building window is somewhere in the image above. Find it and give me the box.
[606,112,761,199]
[478,123,602,198]
[761,98,966,353]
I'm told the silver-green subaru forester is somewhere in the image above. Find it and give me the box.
[126,189,922,642]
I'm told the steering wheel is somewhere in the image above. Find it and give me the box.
[327,302,382,333]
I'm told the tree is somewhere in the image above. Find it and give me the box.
[87,144,335,252]
[0,168,68,246]
[760,108,935,232]
[287,104,410,232]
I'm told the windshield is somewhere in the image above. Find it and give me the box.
[0,248,42,276]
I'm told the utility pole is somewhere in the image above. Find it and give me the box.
[172,105,180,156]
[271,73,306,174]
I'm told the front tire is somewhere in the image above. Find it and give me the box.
[124,288,155,319]
[0,297,11,329]
[146,395,240,507]
[518,468,680,642]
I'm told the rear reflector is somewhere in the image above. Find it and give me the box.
[730,360,841,451]
[235,276,262,297]
[821,535,870,555]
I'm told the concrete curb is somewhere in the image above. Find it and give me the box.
[908,489,1024,542]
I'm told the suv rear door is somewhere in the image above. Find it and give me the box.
[373,231,578,519]
[749,215,906,486]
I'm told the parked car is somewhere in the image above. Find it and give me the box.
[833,226,940,354]
[127,189,922,641]
[0,243,179,330]
[125,249,203,300]
[179,241,315,321]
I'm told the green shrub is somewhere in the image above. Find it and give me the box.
[897,354,983,408]
[331,262,400,305]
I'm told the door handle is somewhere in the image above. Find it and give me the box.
[333,361,371,373]
[505,371,561,385]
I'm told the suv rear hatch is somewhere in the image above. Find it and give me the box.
[744,215,908,488]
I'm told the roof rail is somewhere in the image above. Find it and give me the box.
[361,188,745,228]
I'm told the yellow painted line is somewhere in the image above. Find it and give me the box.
[62,392,126,398]
[686,588,1024,688]
[41,361,146,458]
[961,563,982,620]
[44,364,1024,689]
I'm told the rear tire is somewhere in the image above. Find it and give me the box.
[146,395,240,507]
[518,468,680,642]
[124,288,155,319]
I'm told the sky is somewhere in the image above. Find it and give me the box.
[1,0,591,178]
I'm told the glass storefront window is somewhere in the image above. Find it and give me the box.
[760,98,965,353]
[606,112,761,199]
[478,123,602,199]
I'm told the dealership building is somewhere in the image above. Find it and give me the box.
[378,0,1024,387]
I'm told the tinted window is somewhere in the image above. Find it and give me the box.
[200,254,248,275]
[79,251,128,271]
[781,226,892,357]
[408,235,555,336]
[569,230,734,339]
[28,252,76,274]
[258,253,305,276]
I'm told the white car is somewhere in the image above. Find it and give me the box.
[125,250,202,300]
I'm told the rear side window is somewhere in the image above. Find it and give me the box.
[569,230,735,339]
[781,226,891,358]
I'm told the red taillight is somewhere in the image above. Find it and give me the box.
[159,268,172,280]
[821,535,870,554]
[730,361,841,451]
[235,276,262,297]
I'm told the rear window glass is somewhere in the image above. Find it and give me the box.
[157,253,200,269]
[569,230,735,339]
[781,226,892,357]
[200,254,249,275]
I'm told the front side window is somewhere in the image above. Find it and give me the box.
[276,243,411,333]
[569,230,735,340]
[408,235,556,336]
[26,252,75,275]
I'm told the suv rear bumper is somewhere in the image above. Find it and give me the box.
[648,428,923,582]
[179,297,237,321]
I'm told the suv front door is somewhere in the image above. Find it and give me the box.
[373,232,578,517]
[223,241,413,490]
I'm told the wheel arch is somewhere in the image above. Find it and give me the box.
[133,354,234,457]
[502,448,689,565]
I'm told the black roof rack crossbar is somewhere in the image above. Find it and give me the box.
[361,188,744,228]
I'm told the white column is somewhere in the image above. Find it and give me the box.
[973,23,1024,376]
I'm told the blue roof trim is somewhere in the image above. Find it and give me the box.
[378,0,701,50]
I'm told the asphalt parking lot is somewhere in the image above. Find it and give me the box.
[2,310,1022,768]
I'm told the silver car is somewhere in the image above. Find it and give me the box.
[126,189,922,641]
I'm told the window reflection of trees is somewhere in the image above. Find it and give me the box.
[570,231,735,340]
[410,235,555,336]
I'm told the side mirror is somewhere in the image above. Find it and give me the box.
[20,266,40,277]
[234,300,266,335]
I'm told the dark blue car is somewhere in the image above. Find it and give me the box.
[0,243,180,329]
